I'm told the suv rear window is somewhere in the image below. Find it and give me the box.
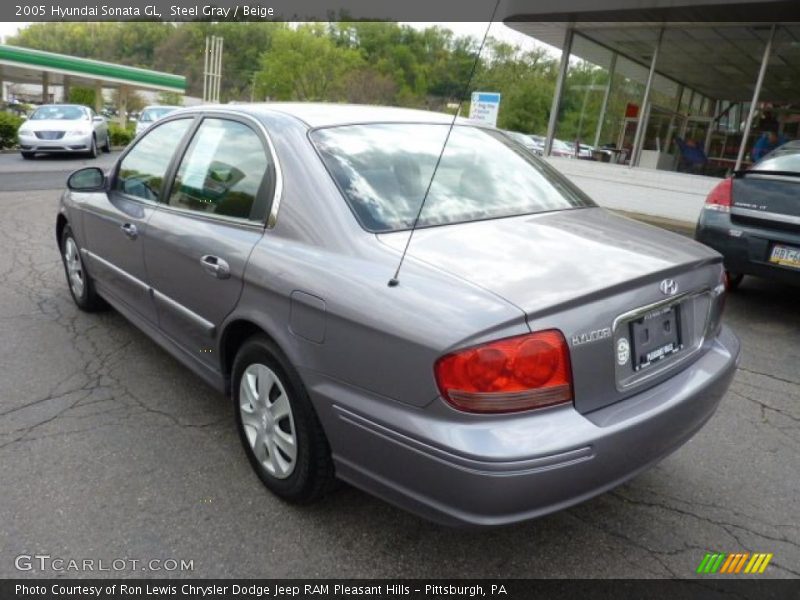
[311,123,594,232]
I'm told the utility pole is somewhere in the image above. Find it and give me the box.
[203,35,224,103]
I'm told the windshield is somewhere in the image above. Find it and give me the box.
[31,106,87,121]
[311,123,594,232]
[755,144,800,171]
[140,107,176,122]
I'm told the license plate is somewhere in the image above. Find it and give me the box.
[769,244,800,269]
[629,305,682,372]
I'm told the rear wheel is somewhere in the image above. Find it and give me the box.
[102,133,111,153]
[232,335,334,504]
[60,225,106,311]
[725,271,744,291]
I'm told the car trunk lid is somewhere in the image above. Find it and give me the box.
[731,172,800,231]
[378,207,725,413]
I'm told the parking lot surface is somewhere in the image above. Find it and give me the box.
[0,160,798,578]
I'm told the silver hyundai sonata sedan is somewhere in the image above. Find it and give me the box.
[56,103,739,526]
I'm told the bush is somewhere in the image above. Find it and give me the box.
[68,86,96,109]
[109,124,134,147]
[0,112,23,149]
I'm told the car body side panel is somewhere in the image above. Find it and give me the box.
[144,210,264,372]
[221,111,529,407]
[76,190,159,323]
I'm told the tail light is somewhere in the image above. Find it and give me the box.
[704,178,733,212]
[434,330,573,413]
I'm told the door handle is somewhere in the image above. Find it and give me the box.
[120,223,138,240]
[200,255,231,279]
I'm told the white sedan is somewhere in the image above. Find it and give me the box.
[18,104,110,159]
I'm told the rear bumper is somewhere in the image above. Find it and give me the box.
[305,326,740,527]
[696,210,800,285]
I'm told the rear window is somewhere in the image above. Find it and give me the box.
[755,146,800,172]
[310,123,594,232]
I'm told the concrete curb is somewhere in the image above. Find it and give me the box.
[613,209,696,238]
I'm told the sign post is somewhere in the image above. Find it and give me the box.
[468,92,501,127]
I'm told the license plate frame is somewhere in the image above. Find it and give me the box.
[628,304,683,372]
[769,243,800,270]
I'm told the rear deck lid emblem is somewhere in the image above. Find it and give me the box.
[659,279,678,296]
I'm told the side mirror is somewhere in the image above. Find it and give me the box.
[93,115,105,122]
[67,167,106,192]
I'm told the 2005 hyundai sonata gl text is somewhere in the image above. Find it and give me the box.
[56,104,740,526]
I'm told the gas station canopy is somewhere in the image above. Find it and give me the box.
[0,44,185,94]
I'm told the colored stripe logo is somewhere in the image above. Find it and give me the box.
[696,552,773,574]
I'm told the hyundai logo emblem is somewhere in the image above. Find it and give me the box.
[659,279,679,296]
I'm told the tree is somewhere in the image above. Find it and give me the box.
[157,91,183,106]
[252,25,363,101]
[68,86,96,109]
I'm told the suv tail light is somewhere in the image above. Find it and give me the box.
[434,330,573,413]
[704,178,733,212]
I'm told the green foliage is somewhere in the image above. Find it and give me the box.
[7,21,647,144]
[0,113,24,149]
[157,91,183,106]
[253,25,363,101]
[68,86,96,108]
[108,124,134,147]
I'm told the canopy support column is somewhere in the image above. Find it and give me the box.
[117,85,128,128]
[593,52,617,148]
[545,26,573,157]
[41,72,49,103]
[94,81,103,114]
[630,28,663,167]
[735,24,776,171]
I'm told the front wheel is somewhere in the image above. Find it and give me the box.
[232,335,335,504]
[102,133,111,153]
[21,152,34,160]
[60,225,106,311]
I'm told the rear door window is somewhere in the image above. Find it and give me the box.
[165,118,269,221]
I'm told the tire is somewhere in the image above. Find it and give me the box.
[87,135,98,159]
[232,335,335,504]
[60,225,106,311]
[21,152,34,160]
[102,133,111,153]
[725,271,744,291]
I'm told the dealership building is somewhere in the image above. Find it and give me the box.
[503,0,800,222]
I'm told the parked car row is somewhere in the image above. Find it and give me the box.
[15,103,180,159]
[504,130,602,160]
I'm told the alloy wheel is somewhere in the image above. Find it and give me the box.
[239,363,297,479]
[64,237,85,298]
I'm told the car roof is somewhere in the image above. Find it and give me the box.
[33,104,86,110]
[179,102,484,129]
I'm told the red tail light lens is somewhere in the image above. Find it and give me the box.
[434,330,573,413]
[705,178,733,212]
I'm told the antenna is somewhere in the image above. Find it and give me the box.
[388,0,501,287]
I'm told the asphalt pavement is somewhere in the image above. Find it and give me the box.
[0,151,120,191]
[0,156,798,578]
